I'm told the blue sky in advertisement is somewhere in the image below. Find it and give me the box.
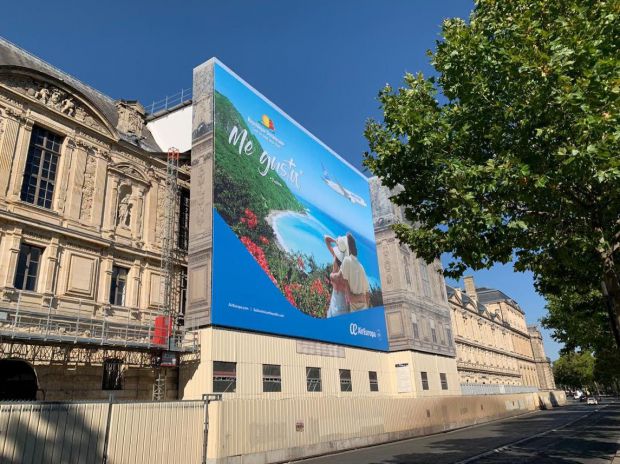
[214,63,375,244]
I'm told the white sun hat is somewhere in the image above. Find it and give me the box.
[333,235,349,262]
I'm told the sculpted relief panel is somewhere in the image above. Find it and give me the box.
[79,152,97,221]
[0,73,109,134]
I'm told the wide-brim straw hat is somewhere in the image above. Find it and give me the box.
[333,235,349,262]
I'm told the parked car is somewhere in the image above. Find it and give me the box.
[586,397,598,405]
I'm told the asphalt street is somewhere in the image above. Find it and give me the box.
[295,401,620,464]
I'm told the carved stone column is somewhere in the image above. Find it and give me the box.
[0,110,23,198]
[65,142,88,220]
[132,185,146,246]
[98,255,114,308]
[41,236,59,296]
[90,151,109,230]
[55,139,76,214]
[7,118,33,201]
[102,175,120,238]
[128,259,142,309]
[0,228,22,294]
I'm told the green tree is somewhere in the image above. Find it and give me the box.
[541,287,610,352]
[364,0,620,346]
[553,351,595,389]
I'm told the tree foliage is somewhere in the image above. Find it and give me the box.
[553,351,595,389]
[364,0,620,346]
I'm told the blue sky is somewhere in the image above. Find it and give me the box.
[0,0,562,359]
[214,61,375,242]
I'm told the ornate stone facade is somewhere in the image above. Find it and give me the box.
[448,276,554,390]
[370,177,456,358]
[528,325,556,390]
[0,38,189,400]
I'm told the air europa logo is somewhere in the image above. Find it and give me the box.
[349,323,379,338]
[261,114,275,131]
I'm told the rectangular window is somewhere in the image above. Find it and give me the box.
[339,369,352,392]
[430,320,438,344]
[178,188,190,250]
[419,260,431,297]
[14,244,43,291]
[421,371,429,390]
[446,327,452,344]
[369,371,379,392]
[411,313,419,339]
[102,359,123,390]
[262,364,282,392]
[109,266,128,306]
[306,367,321,392]
[213,361,236,393]
[403,255,412,286]
[440,373,448,390]
[20,126,63,209]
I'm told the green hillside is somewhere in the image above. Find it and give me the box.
[214,91,303,225]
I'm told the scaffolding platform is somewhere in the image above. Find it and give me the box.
[0,303,197,353]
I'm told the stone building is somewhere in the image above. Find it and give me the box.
[528,325,556,390]
[1,38,554,403]
[447,276,555,391]
[0,37,192,401]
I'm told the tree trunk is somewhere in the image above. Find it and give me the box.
[602,261,620,350]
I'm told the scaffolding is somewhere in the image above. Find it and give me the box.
[159,148,180,323]
[0,293,196,354]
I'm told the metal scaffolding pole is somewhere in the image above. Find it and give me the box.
[154,147,180,399]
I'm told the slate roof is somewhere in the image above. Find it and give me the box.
[476,287,524,313]
[0,36,162,152]
[445,285,488,313]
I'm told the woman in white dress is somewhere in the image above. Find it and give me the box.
[324,235,350,317]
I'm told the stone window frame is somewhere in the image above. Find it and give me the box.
[102,358,123,391]
[411,313,420,339]
[14,242,44,291]
[20,125,63,210]
[418,259,431,298]
[109,265,129,306]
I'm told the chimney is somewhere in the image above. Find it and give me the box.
[463,276,477,302]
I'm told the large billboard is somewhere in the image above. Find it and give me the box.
[193,60,387,350]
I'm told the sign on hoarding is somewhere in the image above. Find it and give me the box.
[189,59,387,351]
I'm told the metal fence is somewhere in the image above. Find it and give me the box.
[0,395,220,464]
[460,383,539,396]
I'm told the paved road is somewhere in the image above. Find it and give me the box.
[295,401,620,464]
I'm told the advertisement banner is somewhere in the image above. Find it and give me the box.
[211,61,387,350]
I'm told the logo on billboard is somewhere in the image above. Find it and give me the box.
[261,114,275,131]
[349,323,379,338]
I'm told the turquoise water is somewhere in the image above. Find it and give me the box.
[271,200,382,288]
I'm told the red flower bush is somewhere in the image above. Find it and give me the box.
[259,236,269,245]
[240,208,258,229]
[311,278,326,296]
[240,236,277,284]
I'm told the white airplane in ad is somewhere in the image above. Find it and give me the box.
[322,165,367,207]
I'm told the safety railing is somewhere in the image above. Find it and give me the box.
[146,88,192,116]
[0,291,197,352]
